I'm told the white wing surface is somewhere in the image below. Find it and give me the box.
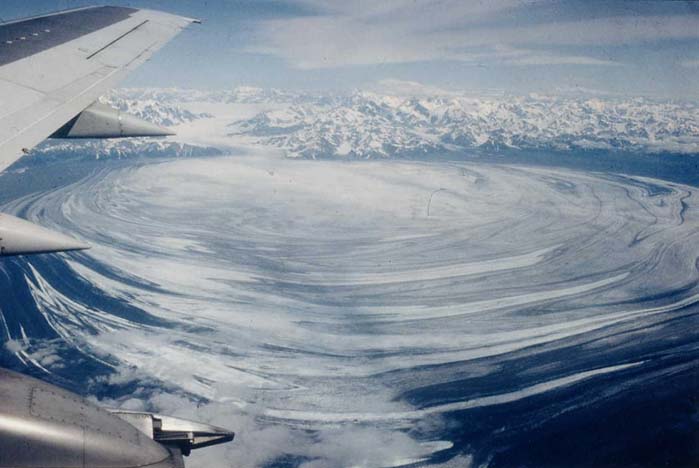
[0,6,197,173]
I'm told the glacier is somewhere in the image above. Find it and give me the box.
[0,87,698,467]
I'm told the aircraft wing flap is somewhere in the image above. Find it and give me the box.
[83,9,194,69]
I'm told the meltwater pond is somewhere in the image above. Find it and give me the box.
[0,155,698,467]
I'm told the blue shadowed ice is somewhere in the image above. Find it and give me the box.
[0,150,698,467]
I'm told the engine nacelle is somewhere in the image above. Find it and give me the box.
[0,369,234,468]
[0,213,88,256]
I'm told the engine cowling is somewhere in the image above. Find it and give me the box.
[0,213,89,256]
[0,369,234,468]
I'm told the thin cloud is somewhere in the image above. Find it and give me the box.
[249,1,699,69]
[504,51,619,67]
[371,79,458,96]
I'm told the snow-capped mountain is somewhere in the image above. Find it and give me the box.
[109,86,307,105]
[21,86,699,166]
[228,91,699,158]
[24,139,221,168]
[102,91,212,127]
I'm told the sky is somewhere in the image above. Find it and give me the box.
[2,0,699,97]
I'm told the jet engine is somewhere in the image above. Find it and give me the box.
[0,369,234,468]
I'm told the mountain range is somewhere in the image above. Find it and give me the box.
[21,87,699,165]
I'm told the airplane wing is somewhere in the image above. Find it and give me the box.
[0,10,236,467]
[0,6,197,172]
[0,6,197,256]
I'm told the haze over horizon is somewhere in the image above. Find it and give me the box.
[2,0,699,97]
